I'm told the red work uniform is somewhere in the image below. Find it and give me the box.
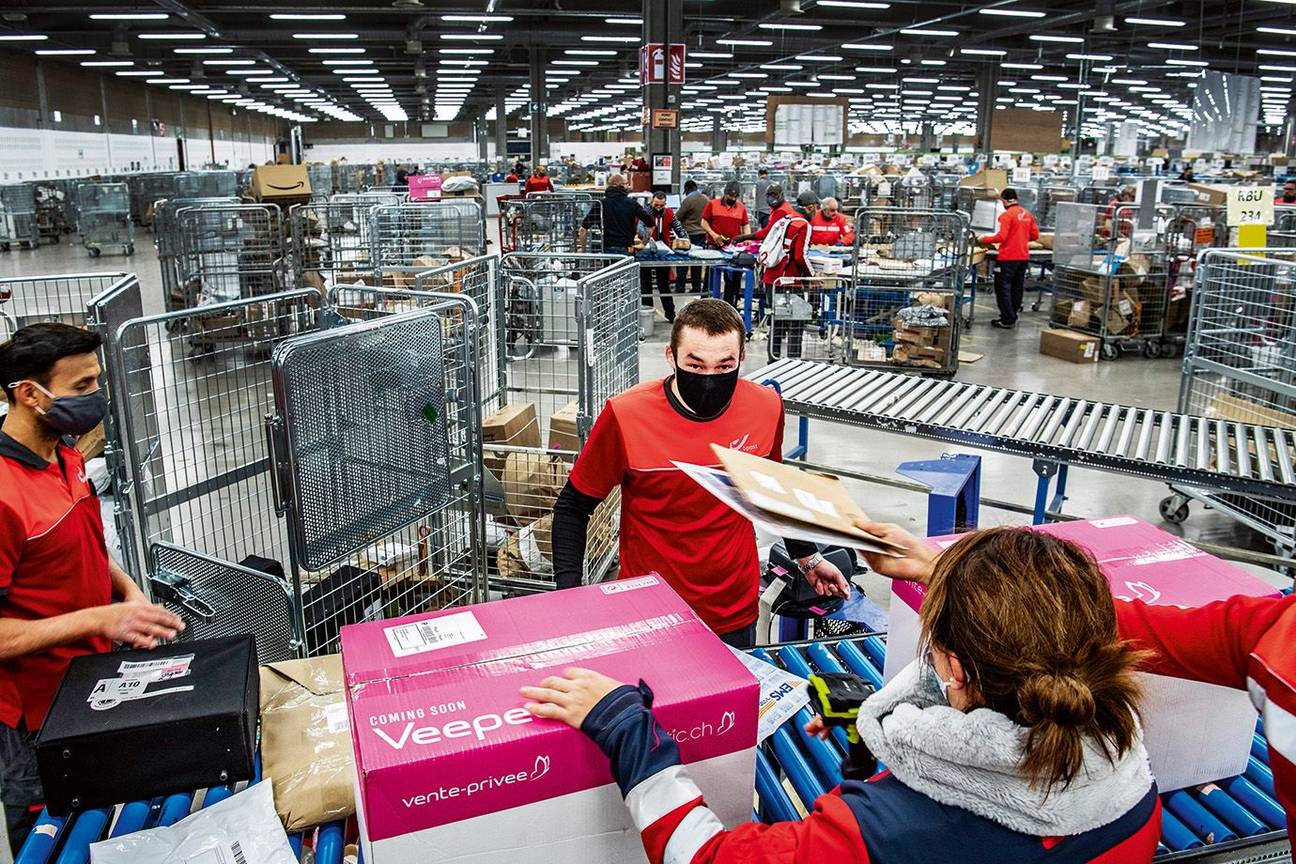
[701,199,749,246]
[0,433,112,730]
[753,201,810,287]
[1116,595,1296,840]
[524,176,555,194]
[978,202,1039,261]
[810,211,855,246]
[568,379,786,636]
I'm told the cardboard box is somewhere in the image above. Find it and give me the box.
[1040,327,1099,363]
[1065,300,1093,329]
[1186,183,1229,206]
[75,422,105,460]
[958,169,1008,194]
[483,402,540,477]
[341,578,758,864]
[260,655,357,831]
[502,451,568,523]
[1205,393,1296,430]
[251,164,312,202]
[547,400,581,455]
[1037,232,1054,250]
[36,636,258,814]
[882,516,1281,792]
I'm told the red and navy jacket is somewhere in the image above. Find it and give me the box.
[583,683,1162,864]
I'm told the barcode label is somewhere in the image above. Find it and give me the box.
[231,841,246,864]
[384,610,487,658]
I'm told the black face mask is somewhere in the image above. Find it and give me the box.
[672,366,740,419]
[723,196,738,207]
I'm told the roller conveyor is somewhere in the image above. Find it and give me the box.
[751,359,1296,501]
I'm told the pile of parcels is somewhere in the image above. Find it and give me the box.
[889,292,954,369]
[300,240,476,298]
[1051,241,1156,338]
[482,401,620,585]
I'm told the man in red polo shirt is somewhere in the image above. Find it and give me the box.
[549,299,848,647]
[809,197,856,246]
[978,187,1040,330]
[0,324,183,851]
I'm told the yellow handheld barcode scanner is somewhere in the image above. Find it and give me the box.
[807,672,878,780]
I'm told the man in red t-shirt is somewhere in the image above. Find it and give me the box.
[701,182,750,307]
[550,300,848,646]
[0,324,184,851]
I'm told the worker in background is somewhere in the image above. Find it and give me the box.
[578,173,653,254]
[393,167,409,195]
[1179,166,1195,183]
[505,166,520,184]
[753,168,773,229]
[809,196,855,247]
[756,190,817,359]
[549,300,848,647]
[643,191,688,323]
[853,518,1296,849]
[1279,180,1296,205]
[978,187,1039,330]
[524,165,555,195]
[523,527,1160,863]
[0,324,185,852]
[674,180,710,298]
[701,181,751,308]
[1101,186,1136,238]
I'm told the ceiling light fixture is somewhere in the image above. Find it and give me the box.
[717,38,773,46]
[900,28,959,36]
[1030,34,1084,43]
[36,48,96,56]
[292,33,360,39]
[761,63,804,70]
[961,48,1006,56]
[798,53,844,61]
[270,13,346,20]
[81,60,131,66]
[89,12,168,20]
[605,17,642,25]
[1148,42,1197,50]
[308,47,365,53]
[759,22,823,30]
[1002,62,1044,69]
[1067,53,1114,60]
[581,36,639,42]
[136,32,207,40]
[0,34,49,41]
[1257,26,1296,36]
[980,7,1047,17]
[442,14,513,22]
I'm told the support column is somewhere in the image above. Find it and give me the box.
[643,0,683,191]
[975,64,996,158]
[919,121,934,153]
[477,116,488,161]
[710,114,725,154]
[529,48,547,168]
[495,91,508,163]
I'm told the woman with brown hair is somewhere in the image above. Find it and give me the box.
[520,526,1162,864]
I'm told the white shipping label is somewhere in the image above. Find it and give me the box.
[601,575,660,594]
[324,701,350,735]
[384,610,488,658]
[729,646,810,744]
[1012,166,1032,185]
[1091,516,1139,528]
[118,654,194,681]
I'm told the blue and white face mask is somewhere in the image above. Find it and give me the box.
[923,648,953,706]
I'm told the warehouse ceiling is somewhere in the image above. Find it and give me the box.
[1,1,1293,140]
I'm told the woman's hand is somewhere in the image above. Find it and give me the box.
[521,668,624,730]
[854,520,939,585]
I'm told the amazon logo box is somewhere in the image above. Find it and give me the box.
[250,164,312,202]
[884,515,1280,792]
[340,577,758,864]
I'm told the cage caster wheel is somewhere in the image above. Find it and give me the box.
[125,244,135,256]
[88,246,101,258]
[1099,343,1119,361]
[1142,341,1163,359]
[1159,495,1190,525]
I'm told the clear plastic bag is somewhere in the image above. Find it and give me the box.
[90,781,296,864]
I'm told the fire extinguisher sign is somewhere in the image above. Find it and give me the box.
[640,43,687,85]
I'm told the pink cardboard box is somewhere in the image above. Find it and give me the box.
[408,173,443,201]
[883,515,1280,791]
[341,576,758,864]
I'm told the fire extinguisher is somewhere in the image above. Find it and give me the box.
[651,46,665,82]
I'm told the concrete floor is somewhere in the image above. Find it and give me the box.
[1,223,1282,578]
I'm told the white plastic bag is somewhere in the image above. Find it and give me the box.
[91,782,296,864]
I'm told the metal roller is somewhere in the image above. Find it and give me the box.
[748,359,1296,501]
